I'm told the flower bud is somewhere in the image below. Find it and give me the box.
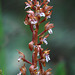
[29,41,34,51]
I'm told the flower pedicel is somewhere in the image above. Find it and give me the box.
[17,0,54,75]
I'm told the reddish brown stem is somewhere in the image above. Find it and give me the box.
[39,18,46,25]
[38,30,46,36]
[22,58,32,65]
[39,61,43,72]
[32,52,35,65]
[30,24,33,32]
[34,24,39,68]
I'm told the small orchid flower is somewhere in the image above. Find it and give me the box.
[24,15,29,25]
[17,64,26,75]
[43,50,50,62]
[29,17,38,25]
[17,50,25,62]
[35,71,40,75]
[35,7,45,17]
[44,68,52,75]
[29,65,39,75]
[45,22,54,31]
[25,1,33,9]
[46,15,51,19]
[40,59,46,67]
[34,66,38,70]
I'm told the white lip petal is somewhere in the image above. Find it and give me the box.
[33,25,36,29]
[48,55,50,60]
[40,13,45,17]
[31,21,37,24]
[46,55,50,62]
[43,38,48,45]
[27,10,34,14]
[34,66,38,70]
[25,6,30,9]
[37,71,40,74]
[46,55,48,62]
[48,29,53,34]
[47,0,50,2]
[37,52,39,56]
[18,56,22,62]
[25,3,31,9]
[47,15,51,19]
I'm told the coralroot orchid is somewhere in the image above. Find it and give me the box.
[17,0,54,75]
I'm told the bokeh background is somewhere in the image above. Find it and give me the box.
[0,0,75,75]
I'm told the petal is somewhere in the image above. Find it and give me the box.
[29,41,34,51]
[24,21,28,25]
[45,68,52,75]
[48,55,50,60]
[17,71,21,75]
[34,66,38,70]
[31,21,37,24]
[37,52,39,56]
[46,55,50,62]
[36,1,41,7]
[40,12,45,17]
[46,15,51,19]
[18,56,22,62]
[25,6,30,9]
[26,9,34,14]
[45,23,54,31]
[47,0,50,2]
[17,50,25,58]
[46,72,52,75]
[33,25,36,29]
[29,65,35,72]
[46,55,48,62]
[48,29,53,34]
[43,38,48,45]
[20,64,26,75]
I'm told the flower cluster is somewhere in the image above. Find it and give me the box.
[17,0,54,75]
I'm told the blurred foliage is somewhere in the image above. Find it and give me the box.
[0,1,5,75]
[54,61,66,75]
[0,0,3,45]
[0,69,2,75]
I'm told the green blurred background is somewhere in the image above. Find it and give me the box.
[0,0,75,75]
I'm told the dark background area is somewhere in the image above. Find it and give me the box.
[0,0,75,75]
